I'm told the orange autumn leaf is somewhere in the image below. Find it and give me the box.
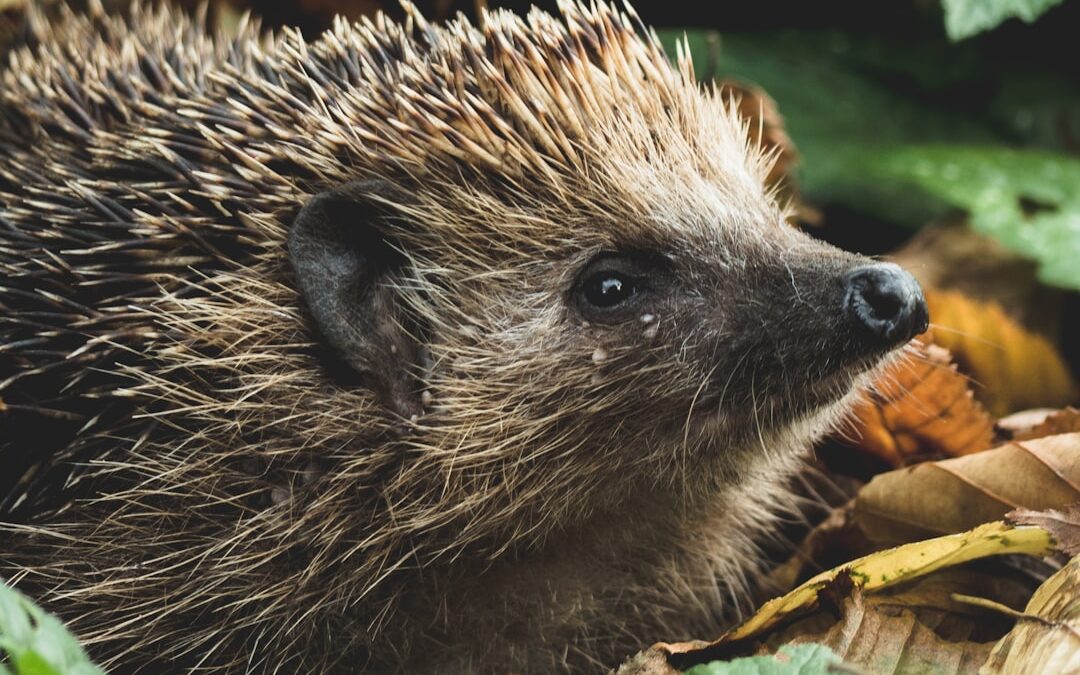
[923,290,1077,417]
[847,340,994,466]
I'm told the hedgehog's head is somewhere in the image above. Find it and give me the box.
[285,2,926,537]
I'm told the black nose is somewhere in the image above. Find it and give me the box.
[844,263,928,347]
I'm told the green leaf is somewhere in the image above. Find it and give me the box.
[987,74,1080,153]
[8,652,60,675]
[658,30,1080,290]
[684,644,841,675]
[0,581,104,675]
[858,145,1080,289]
[658,30,995,223]
[942,0,1067,41]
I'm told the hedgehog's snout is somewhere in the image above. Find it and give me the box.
[843,263,928,349]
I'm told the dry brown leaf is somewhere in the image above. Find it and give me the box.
[769,585,995,675]
[997,408,1060,435]
[981,555,1080,674]
[753,567,1041,673]
[923,290,1077,417]
[717,80,798,197]
[845,339,994,466]
[610,648,680,675]
[855,433,1080,546]
[767,517,1040,641]
[713,79,822,227]
[1010,407,1080,442]
[721,522,1052,643]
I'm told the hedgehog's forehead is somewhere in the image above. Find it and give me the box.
[397,103,775,257]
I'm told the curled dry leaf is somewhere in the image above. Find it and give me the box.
[997,408,1060,436]
[845,339,994,466]
[855,432,1080,546]
[770,585,995,675]
[980,555,1080,675]
[1010,407,1080,442]
[761,504,1045,629]
[769,538,1040,643]
[718,522,1052,643]
[923,289,1077,417]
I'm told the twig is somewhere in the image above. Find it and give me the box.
[951,593,1080,640]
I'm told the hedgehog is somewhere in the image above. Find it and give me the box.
[0,1,928,672]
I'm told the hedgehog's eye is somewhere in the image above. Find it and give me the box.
[582,272,638,308]
[574,254,658,321]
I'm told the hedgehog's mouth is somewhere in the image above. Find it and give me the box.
[686,352,888,439]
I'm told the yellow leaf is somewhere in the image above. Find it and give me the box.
[717,521,1053,643]
[645,521,1054,662]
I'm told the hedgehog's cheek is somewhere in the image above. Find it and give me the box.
[288,179,426,421]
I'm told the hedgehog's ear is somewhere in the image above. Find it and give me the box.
[288,180,424,420]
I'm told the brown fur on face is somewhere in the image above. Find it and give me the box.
[0,2,908,672]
